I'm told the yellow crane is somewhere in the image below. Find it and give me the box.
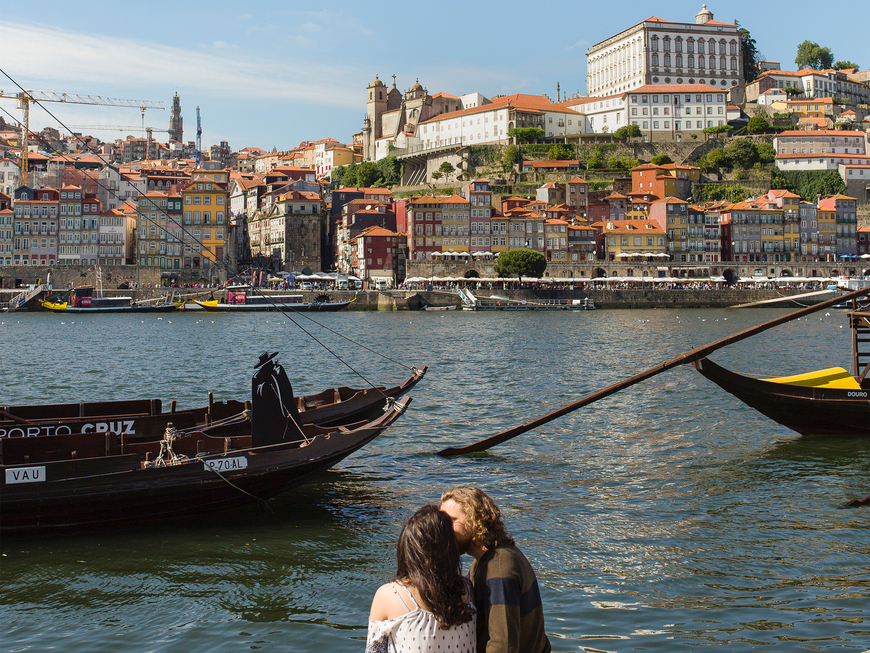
[0,90,164,183]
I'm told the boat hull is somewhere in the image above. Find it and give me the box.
[193,300,351,312]
[40,302,178,313]
[693,358,870,436]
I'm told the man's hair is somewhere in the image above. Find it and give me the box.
[441,486,514,550]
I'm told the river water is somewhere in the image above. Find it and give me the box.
[1,308,868,652]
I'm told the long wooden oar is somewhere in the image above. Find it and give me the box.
[437,286,869,457]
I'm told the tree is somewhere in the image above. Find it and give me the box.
[507,127,545,143]
[784,85,803,98]
[335,163,358,187]
[795,40,834,70]
[650,154,673,165]
[493,248,547,282]
[356,161,379,188]
[376,156,401,186]
[607,155,639,171]
[833,60,859,71]
[739,28,761,83]
[702,124,733,136]
[746,116,770,134]
[756,142,776,164]
[587,146,606,169]
[614,124,642,141]
[437,161,455,181]
[726,139,759,168]
[548,143,574,160]
[704,147,730,171]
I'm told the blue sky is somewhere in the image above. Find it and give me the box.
[1,1,865,153]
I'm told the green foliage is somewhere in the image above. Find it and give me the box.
[356,161,379,188]
[726,139,759,168]
[431,171,443,181]
[700,147,729,171]
[587,146,607,169]
[588,181,613,191]
[739,28,761,83]
[613,124,642,140]
[692,183,748,204]
[507,127,545,143]
[606,155,639,171]
[437,161,455,181]
[702,124,733,135]
[518,143,551,159]
[833,60,859,71]
[795,40,834,70]
[756,142,776,164]
[650,154,673,165]
[335,162,358,187]
[770,169,845,200]
[784,86,803,98]
[746,116,770,134]
[690,133,698,140]
[503,144,520,168]
[547,143,575,160]
[377,156,401,186]
[493,248,547,280]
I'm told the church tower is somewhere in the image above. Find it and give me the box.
[168,93,183,143]
[364,75,387,162]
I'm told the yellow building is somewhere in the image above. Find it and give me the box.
[601,219,667,262]
[817,206,837,260]
[180,176,229,271]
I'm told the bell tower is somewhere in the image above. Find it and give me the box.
[364,75,387,162]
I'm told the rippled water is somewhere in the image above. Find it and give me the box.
[1,308,868,651]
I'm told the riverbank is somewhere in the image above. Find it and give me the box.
[6,286,848,312]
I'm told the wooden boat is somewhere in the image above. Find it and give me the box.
[194,289,351,312]
[39,286,179,313]
[692,358,870,436]
[0,362,427,439]
[423,305,457,311]
[0,397,411,534]
[0,351,414,533]
[693,307,870,436]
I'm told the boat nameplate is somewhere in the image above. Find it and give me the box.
[5,466,47,484]
[203,456,248,473]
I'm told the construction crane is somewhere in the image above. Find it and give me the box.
[196,106,202,167]
[0,89,164,183]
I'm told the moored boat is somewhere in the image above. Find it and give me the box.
[39,286,179,313]
[0,362,426,439]
[0,352,415,534]
[693,307,870,436]
[194,288,351,312]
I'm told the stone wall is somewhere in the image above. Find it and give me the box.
[0,264,228,290]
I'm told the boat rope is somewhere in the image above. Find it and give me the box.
[0,67,414,388]
[145,425,189,467]
[203,465,271,512]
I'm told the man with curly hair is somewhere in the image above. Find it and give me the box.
[441,486,551,653]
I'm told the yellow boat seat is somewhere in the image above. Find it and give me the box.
[762,367,861,390]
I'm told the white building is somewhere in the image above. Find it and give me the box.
[97,166,145,210]
[586,5,743,98]
[0,156,20,196]
[775,130,870,171]
[563,84,727,141]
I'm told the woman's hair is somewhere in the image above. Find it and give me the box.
[440,486,514,551]
[396,505,474,629]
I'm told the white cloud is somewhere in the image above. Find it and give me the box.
[0,21,363,109]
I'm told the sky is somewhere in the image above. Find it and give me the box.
[1,1,865,154]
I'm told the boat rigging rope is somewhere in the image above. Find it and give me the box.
[146,425,188,467]
[203,465,272,512]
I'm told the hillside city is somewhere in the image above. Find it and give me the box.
[1,4,869,289]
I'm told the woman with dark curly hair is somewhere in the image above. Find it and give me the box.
[365,505,476,653]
